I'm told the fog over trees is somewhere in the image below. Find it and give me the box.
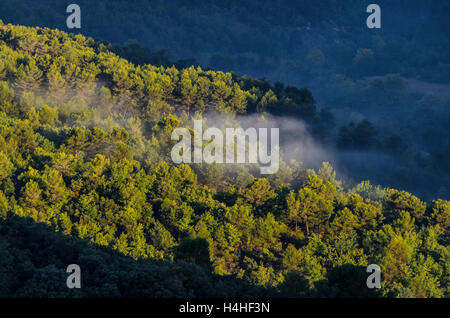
[0,20,448,297]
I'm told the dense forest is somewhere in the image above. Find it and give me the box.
[1,0,449,200]
[0,22,448,298]
[1,0,448,82]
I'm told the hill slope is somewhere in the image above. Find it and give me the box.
[0,22,448,298]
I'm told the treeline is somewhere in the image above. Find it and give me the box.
[0,23,448,298]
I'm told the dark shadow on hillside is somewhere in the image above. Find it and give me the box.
[0,215,381,298]
[0,215,272,298]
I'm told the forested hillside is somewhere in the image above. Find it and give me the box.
[1,0,449,200]
[0,22,448,298]
[1,0,448,82]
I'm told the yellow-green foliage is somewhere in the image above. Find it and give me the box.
[0,23,448,298]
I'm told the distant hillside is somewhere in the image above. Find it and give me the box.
[0,0,448,84]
